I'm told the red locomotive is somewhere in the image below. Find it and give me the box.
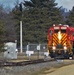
[47,24,74,59]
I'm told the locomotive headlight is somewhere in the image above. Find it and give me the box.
[52,46,56,50]
[64,46,67,50]
[58,31,62,40]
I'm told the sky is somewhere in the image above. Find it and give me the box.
[0,0,74,10]
[55,0,74,10]
[0,0,23,9]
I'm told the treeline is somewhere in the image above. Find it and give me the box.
[0,0,74,50]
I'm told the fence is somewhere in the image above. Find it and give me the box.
[19,43,48,52]
[17,43,49,60]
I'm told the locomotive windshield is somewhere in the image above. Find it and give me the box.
[61,29,66,33]
[54,29,66,33]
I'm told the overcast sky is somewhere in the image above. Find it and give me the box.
[0,0,23,8]
[0,0,74,10]
[56,0,74,10]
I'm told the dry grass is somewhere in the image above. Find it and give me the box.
[37,64,74,75]
[46,64,74,75]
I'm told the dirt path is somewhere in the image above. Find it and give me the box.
[41,64,74,75]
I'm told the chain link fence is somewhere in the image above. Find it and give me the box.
[18,43,48,52]
[26,43,47,52]
[17,43,49,60]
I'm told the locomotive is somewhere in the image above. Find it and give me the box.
[47,24,74,59]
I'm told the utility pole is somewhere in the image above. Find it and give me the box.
[20,21,23,53]
[19,2,23,53]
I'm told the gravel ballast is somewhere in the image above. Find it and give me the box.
[0,60,74,75]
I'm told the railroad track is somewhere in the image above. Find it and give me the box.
[0,59,54,66]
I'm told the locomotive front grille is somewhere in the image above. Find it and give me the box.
[56,44,63,49]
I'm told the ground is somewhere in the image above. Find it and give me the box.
[39,64,74,75]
